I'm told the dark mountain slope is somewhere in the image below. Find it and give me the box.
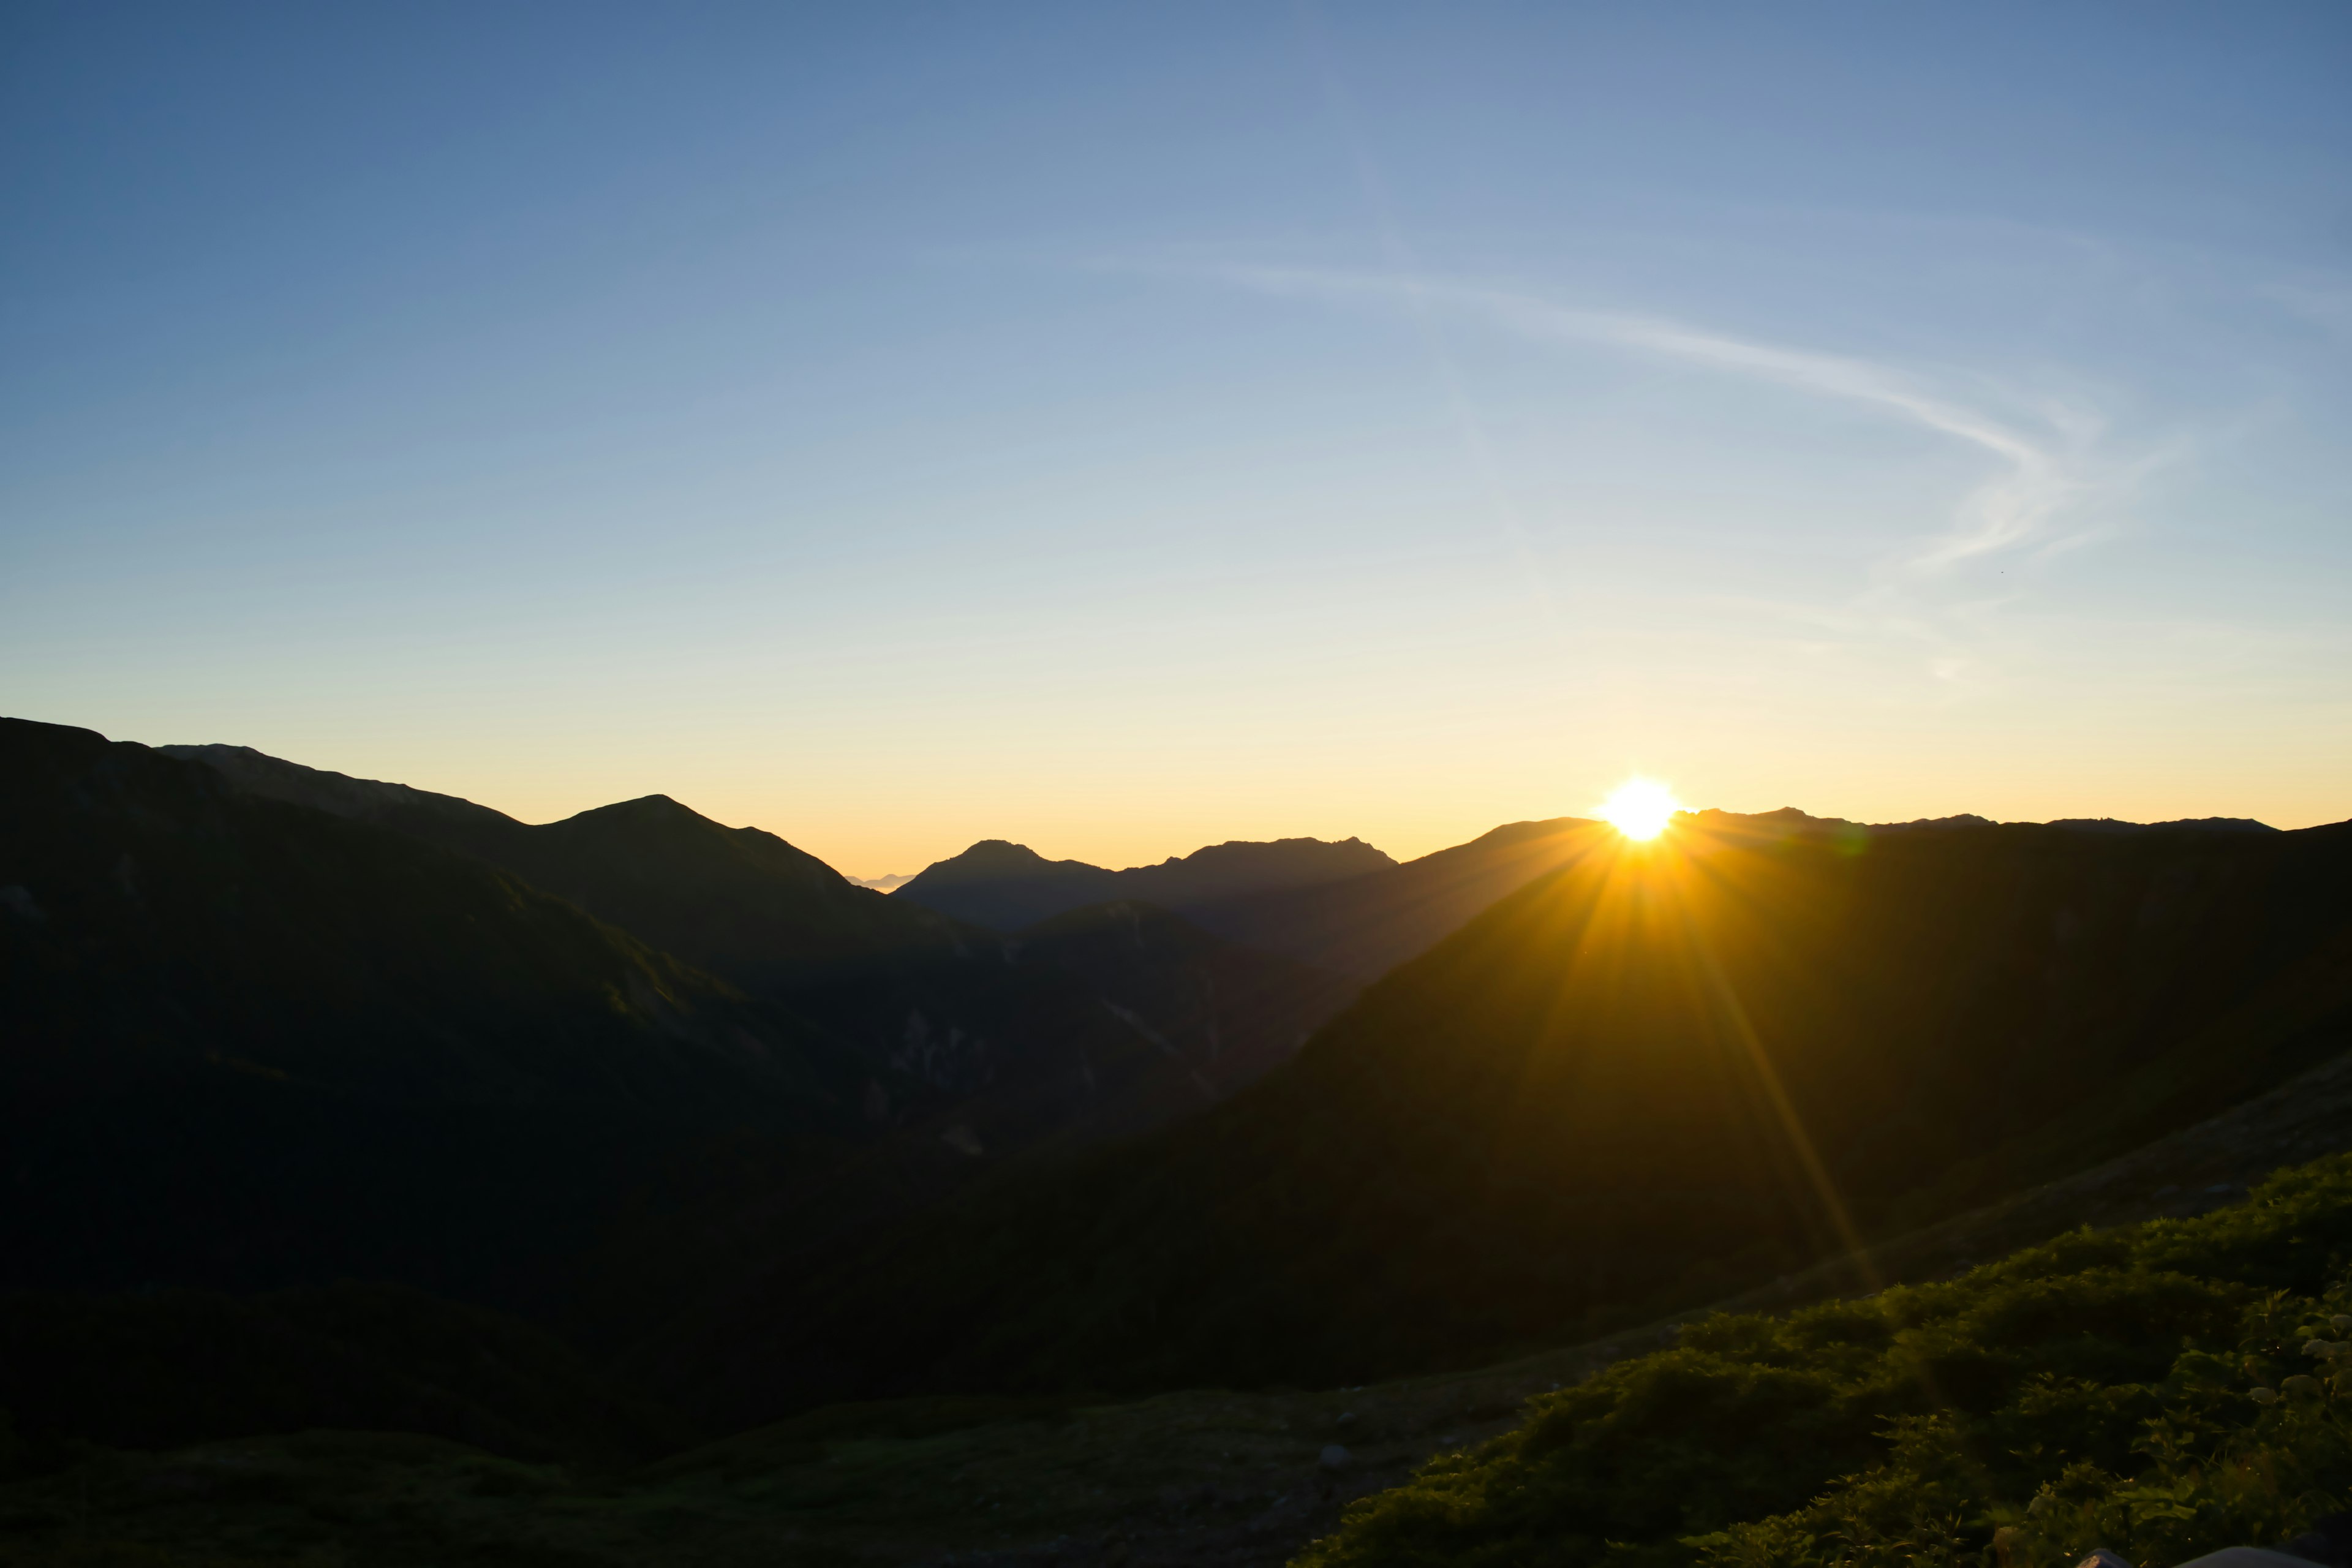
[1182,814,1600,978]
[821,899,1354,1162]
[688,813,2352,1420]
[599,900,1357,1362]
[1120,835,1395,907]
[891,840,1121,930]
[154,742,521,848]
[0,1282,683,1466]
[654,893,1364,1278]
[161,742,1356,1175]
[161,743,962,984]
[496,794,962,988]
[892,835,1395,932]
[1178,809,2277,984]
[0,718,861,1316]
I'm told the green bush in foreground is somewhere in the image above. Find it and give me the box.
[1299,1153,2352,1568]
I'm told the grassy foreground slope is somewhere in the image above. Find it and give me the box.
[0,1283,684,1468]
[12,1129,2352,1568]
[1304,1150,2352,1568]
[693,814,2352,1417]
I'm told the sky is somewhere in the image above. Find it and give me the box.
[4,2,2349,877]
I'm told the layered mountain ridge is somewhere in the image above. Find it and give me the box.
[157,742,1355,1152]
[891,834,1396,932]
[16,712,2350,1543]
[159,744,955,984]
[143,736,1368,1319]
[676,809,2352,1421]
[1,718,863,1320]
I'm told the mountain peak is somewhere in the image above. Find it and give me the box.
[894,834,1401,932]
[956,839,1059,866]
[573,793,699,822]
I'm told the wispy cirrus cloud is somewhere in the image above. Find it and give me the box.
[1194,263,2107,576]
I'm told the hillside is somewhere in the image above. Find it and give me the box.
[597,899,1357,1344]
[1303,1152,2352,1568]
[891,839,1123,929]
[896,817,1594,984]
[683,811,2352,1420]
[893,836,1396,932]
[0,1282,685,1469]
[12,739,2352,1565]
[1182,815,1604,979]
[0,719,869,1321]
[165,744,1354,1156]
[159,744,960,982]
[1185,809,2284,983]
[939,899,1360,1150]
[0,718,1360,1488]
[20,1116,2352,1568]
[1120,837,1397,907]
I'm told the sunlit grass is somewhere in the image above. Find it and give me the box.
[1298,1152,2352,1568]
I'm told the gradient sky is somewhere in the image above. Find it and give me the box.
[6,3,2349,877]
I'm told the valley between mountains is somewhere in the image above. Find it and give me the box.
[3,714,2348,1567]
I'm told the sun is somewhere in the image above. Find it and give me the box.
[1597,777,1684,841]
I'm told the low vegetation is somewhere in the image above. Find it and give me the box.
[1300,1151,2352,1568]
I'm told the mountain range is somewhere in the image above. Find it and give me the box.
[894,816,1608,981]
[666,807,2352,1422]
[892,835,1396,932]
[158,742,968,984]
[157,742,1354,1174]
[10,710,2352,1562]
[2,718,860,1321]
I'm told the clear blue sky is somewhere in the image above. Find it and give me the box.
[5,2,2348,874]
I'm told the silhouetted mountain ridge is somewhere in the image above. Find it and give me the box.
[160,745,958,987]
[159,737,1357,1215]
[28,722,2339,1475]
[155,743,519,842]
[893,835,1395,932]
[2,718,866,1320]
[684,810,2352,1420]
[1693,804,2278,836]
[1180,815,1603,979]
[889,840,1118,930]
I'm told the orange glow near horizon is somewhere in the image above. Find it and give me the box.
[1597,777,1684,841]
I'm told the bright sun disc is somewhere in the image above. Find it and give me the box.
[1599,778,1683,841]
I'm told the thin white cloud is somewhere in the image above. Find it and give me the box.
[1202,263,2095,573]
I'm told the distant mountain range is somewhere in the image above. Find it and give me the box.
[1182,815,1605,978]
[894,820,1616,982]
[128,748,1369,1293]
[1709,804,2278,837]
[4,716,1399,1471]
[15,712,2346,1483]
[891,835,1397,930]
[679,807,2352,1420]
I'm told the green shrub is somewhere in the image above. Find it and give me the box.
[1298,1153,2352,1568]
